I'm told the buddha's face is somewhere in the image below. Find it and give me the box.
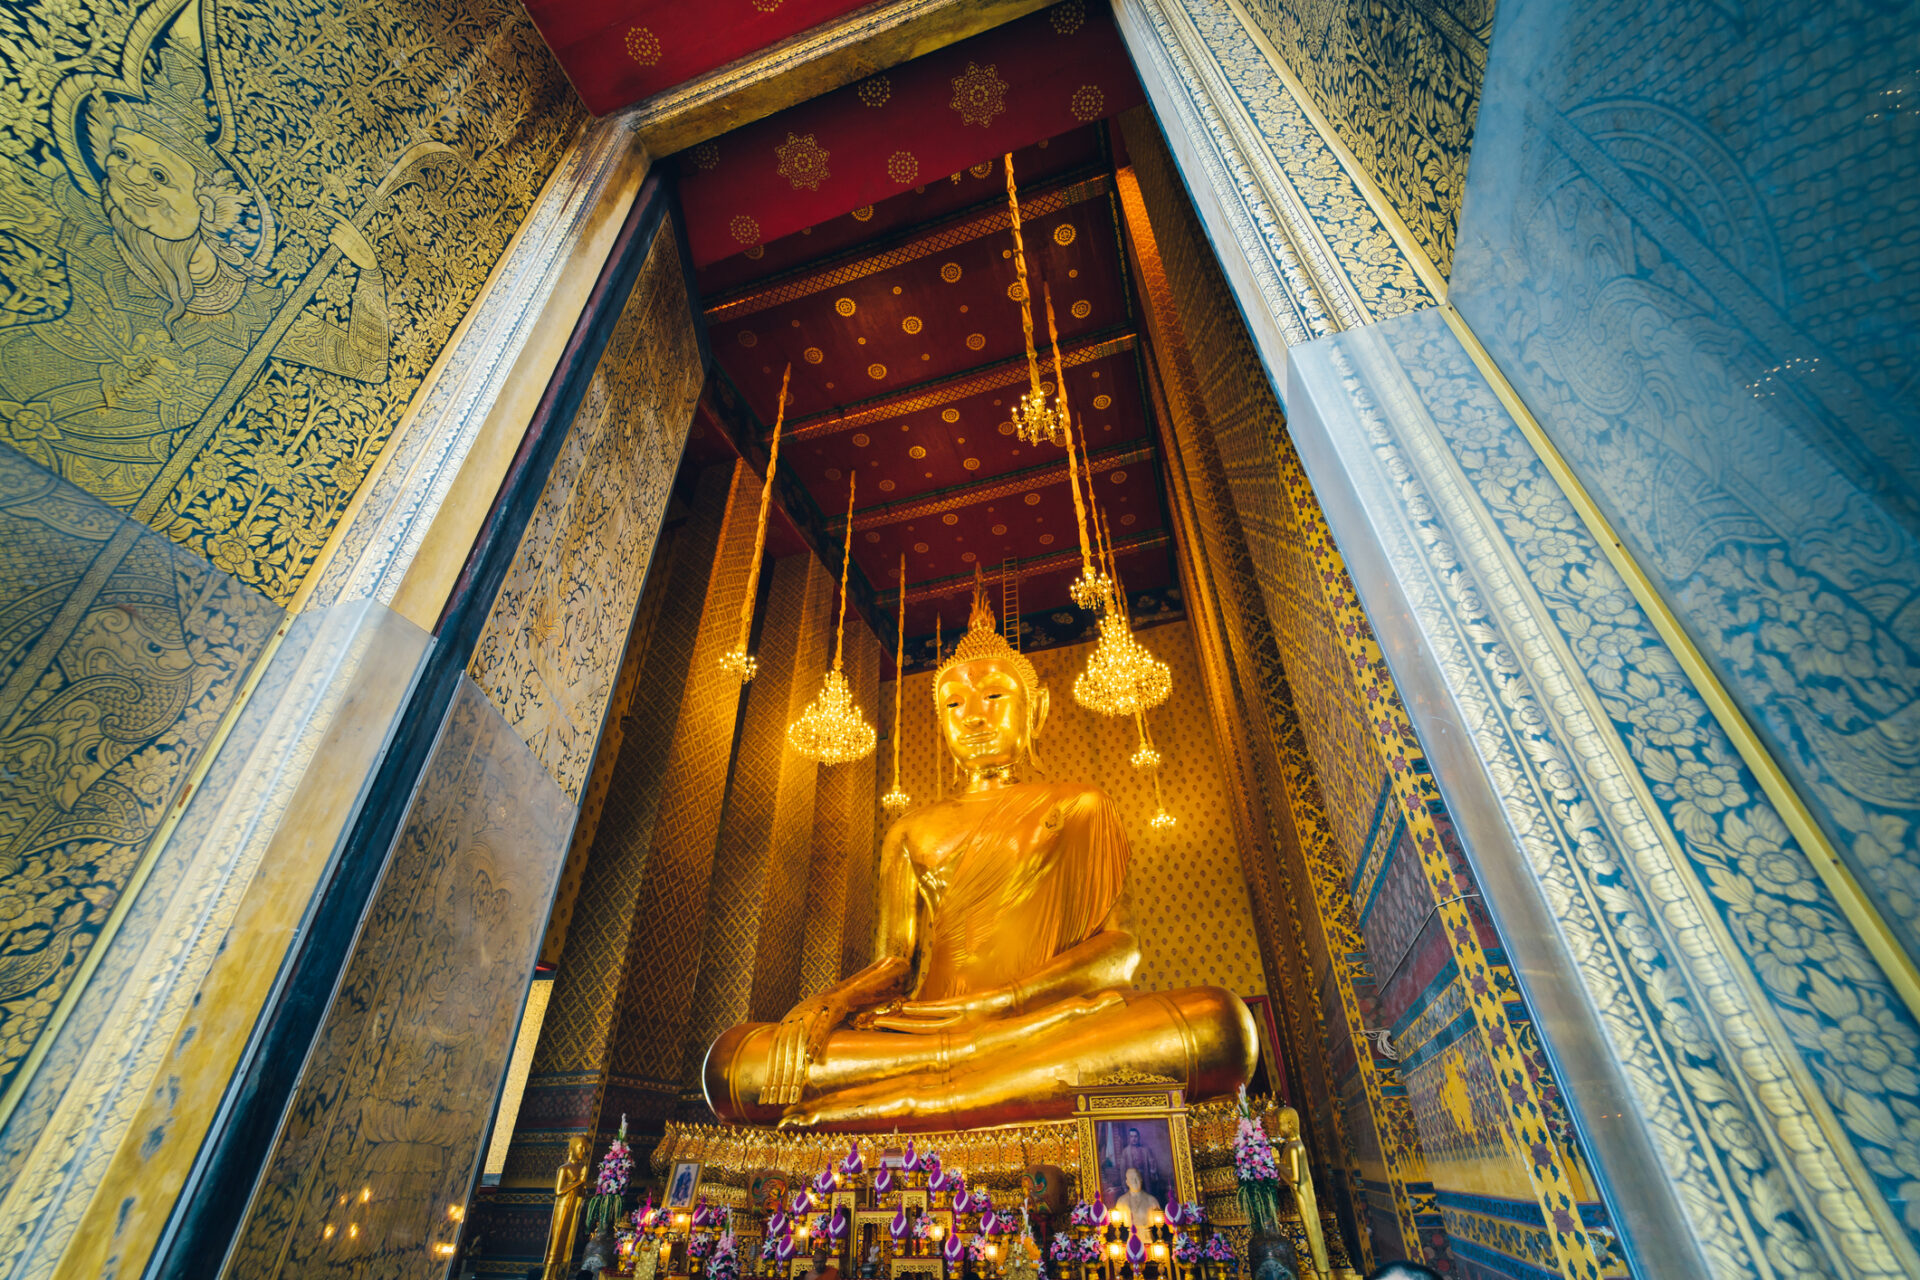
[1125,1169,1143,1194]
[937,657,1046,771]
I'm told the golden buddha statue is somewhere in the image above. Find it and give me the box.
[703,579,1255,1131]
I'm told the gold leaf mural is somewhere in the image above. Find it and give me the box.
[0,0,583,606]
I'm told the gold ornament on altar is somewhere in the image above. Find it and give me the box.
[722,364,790,682]
[881,553,913,817]
[1004,152,1066,448]
[706,568,1253,1131]
[788,474,877,765]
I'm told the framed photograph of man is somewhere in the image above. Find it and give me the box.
[1094,1117,1176,1212]
[665,1159,703,1209]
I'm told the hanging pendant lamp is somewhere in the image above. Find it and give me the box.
[1005,152,1065,448]
[881,554,913,816]
[721,364,790,682]
[788,475,878,765]
[1043,282,1110,612]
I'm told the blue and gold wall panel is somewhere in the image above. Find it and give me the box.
[1453,0,1920,968]
[1239,0,1493,278]
[0,442,280,1125]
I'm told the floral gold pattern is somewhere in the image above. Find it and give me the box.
[624,26,661,65]
[887,150,919,185]
[949,61,1009,128]
[774,132,830,192]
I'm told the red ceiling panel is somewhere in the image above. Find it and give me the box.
[677,5,1142,264]
[783,345,1149,512]
[694,131,1105,297]
[707,181,1129,425]
[525,0,872,116]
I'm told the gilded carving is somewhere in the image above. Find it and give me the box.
[468,225,702,801]
[0,443,279,1111]
[0,0,581,605]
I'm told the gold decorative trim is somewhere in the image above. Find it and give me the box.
[1437,304,1920,1024]
[1219,0,1448,302]
[705,176,1114,320]
[630,0,1053,157]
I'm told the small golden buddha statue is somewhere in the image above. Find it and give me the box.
[543,1134,592,1280]
[703,579,1255,1130]
[1274,1106,1327,1277]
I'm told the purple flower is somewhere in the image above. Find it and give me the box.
[903,1139,920,1172]
[875,1167,894,1194]
[891,1206,909,1239]
[1126,1235,1146,1267]
[942,1233,963,1262]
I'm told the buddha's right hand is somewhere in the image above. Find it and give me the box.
[760,990,845,1106]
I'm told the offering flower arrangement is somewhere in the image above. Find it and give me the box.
[585,1116,634,1235]
[1231,1087,1282,1237]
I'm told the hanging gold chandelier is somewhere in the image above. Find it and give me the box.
[1072,491,1171,718]
[1005,152,1065,448]
[880,553,912,816]
[721,364,790,682]
[788,475,878,765]
[1043,282,1110,612]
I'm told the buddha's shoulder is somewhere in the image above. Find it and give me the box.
[1025,779,1116,822]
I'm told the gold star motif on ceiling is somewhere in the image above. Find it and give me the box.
[775,132,830,191]
[949,62,1008,128]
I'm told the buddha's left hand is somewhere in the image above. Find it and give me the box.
[863,985,1021,1032]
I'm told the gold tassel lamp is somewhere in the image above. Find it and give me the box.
[787,475,878,765]
[721,364,790,682]
[880,554,912,816]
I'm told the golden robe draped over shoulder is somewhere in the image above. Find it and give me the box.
[888,781,1128,1000]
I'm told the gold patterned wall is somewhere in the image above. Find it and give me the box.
[470,226,703,801]
[1236,0,1491,277]
[683,552,835,1074]
[0,0,583,607]
[883,620,1267,998]
[500,464,751,1191]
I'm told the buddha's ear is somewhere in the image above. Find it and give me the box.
[1031,685,1051,739]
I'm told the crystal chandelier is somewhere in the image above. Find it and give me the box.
[1073,613,1173,717]
[1072,500,1171,718]
[1043,282,1110,613]
[1004,152,1065,448]
[789,475,877,764]
[1130,709,1161,771]
[721,364,789,682]
[880,553,912,816]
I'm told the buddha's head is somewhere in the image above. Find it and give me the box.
[1125,1168,1143,1195]
[567,1134,591,1163]
[1274,1105,1300,1139]
[934,569,1047,774]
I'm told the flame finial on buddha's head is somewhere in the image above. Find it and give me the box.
[933,564,1040,703]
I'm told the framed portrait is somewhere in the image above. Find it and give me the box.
[1092,1116,1178,1211]
[665,1159,703,1209]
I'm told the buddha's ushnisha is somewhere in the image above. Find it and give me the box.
[704,570,1255,1131]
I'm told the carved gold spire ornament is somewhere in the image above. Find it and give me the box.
[1004,152,1065,448]
[722,363,790,682]
[1043,282,1109,612]
[788,474,877,765]
[881,554,912,816]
